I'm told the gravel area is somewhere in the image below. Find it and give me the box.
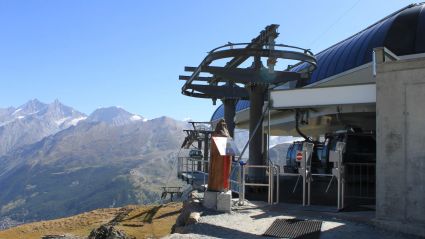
[164,200,421,239]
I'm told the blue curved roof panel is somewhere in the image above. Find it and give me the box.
[211,100,251,121]
[211,3,425,122]
[416,5,425,52]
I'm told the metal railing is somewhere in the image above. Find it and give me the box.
[230,162,241,194]
[177,154,279,205]
[238,164,280,205]
[344,162,376,200]
[178,156,243,194]
[177,156,209,188]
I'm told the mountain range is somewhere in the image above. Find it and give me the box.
[0,99,294,226]
[0,99,86,156]
[0,100,186,223]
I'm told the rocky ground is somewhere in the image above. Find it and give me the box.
[166,197,422,239]
[1,195,422,239]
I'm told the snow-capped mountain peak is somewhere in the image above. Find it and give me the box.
[0,100,149,156]
[14,98,47,117]
[130,115,143,121]
[87,106,144,126]
[0,99,86,156]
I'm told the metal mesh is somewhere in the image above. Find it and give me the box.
[263,218,322,239]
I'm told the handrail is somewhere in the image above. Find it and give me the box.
[238,164,279,205]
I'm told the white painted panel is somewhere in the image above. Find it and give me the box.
[270,84,376,109]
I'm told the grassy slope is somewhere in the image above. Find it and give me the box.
[0,202,182,239]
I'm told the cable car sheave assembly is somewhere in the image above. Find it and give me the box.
[180,24,317,100]
[180,24,317,182]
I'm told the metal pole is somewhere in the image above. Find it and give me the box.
[197,140,202,171]
[186,157,189,183]
[372,50,377,77]
[276,166,280,203]
[268,166,272,204]
[303,166,306,206]
[267,107,272,205]
[308,174,311,206]
[242,165,246,205]
[360,164,362,196]
[265,107,274,204]
[307,146,310,206]
[238,164,243,205]
[338,149,342,210]
[342,171,345,209]
[265,107,270,163]
[339,142,346,209]
[191,158,194,185]
[271,166,273,204]
[337,172,341,210]
[204,134,209,173]
[267,106,271,165]
[203,158,206,191]
[266,167,269,204]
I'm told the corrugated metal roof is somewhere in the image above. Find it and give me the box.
[211,3,425,121]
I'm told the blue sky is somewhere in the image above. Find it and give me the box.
[0,0,414,120]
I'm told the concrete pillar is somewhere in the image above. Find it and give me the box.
[248,83,266,180]
[223,98,237,138]
[375,47,425,237]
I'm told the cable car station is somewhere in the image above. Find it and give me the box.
[176,3,425,237]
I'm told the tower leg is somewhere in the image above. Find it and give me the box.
[248,84,266,180]
[223,99,237,138]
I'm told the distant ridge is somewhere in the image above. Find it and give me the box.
[0,99,86,156]
[87,106,145,126]
[0,99,187,223]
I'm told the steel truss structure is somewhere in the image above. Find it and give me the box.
[179,24,317,181]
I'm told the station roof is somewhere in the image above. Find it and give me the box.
[212,3,425,121]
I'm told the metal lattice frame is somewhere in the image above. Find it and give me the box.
[179,24,317,180]
[180,25,317,101]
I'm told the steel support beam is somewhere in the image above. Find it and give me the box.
[223,98,237,138]
[248,83,267,180]
[184,66,304,85]
[186,84,248,99]
[179,75,213,81]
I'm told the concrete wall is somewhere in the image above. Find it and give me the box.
[376,48,425,237]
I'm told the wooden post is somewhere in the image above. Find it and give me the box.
[207,119,235,192]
